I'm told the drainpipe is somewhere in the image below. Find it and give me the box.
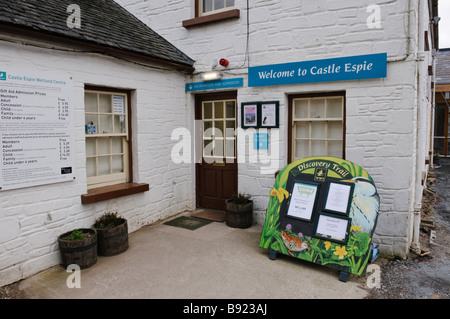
[411,0,428,255]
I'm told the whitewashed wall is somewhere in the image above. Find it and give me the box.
[0,40,195,286]
[117,0,433,258]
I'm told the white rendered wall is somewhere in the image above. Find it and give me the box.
[0,40,195,287]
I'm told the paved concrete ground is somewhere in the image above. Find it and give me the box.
[18,217,369,299]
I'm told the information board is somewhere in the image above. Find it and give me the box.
[260,157,380,280]
[0,68,74,190]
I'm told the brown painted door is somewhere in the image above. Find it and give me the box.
[196,92,238,211]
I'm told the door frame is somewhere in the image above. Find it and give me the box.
[195,90,238,209]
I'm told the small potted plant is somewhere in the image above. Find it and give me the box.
[93,212,129,256]
[225,193,253,228]
[58,228,97,269]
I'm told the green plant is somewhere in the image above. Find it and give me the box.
[62,229,87,241]
[94,212,124,229]
[228,193,252,204]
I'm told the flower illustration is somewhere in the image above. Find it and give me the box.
[298,232,303,238]
[324,241,331,250]
[286,224,292,230]
[350,225,362,232]
[270,187,290,203]
[333,245,348,259]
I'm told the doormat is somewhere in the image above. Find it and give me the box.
[192,209,226,222]
[163,216,212,230]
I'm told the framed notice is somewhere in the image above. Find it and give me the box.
[314,213,351,244]
[323,181,354,215]
[0,67,74,191]
[260,101,279,128]
[286,182,319,222]
[241,103,258,128]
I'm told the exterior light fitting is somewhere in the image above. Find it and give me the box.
[202,71,222,81]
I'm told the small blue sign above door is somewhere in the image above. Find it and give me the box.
[248,53,387,87]
[186,77,244,92]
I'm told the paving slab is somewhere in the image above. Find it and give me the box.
[18,220,369,299]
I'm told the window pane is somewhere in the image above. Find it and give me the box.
[310,99,326,119]
[311,140,326,156]
[225,101,235,118]
[214,0,224,10]
[85,113,97,129]
[294,100,308,118]
[203,139,213,157]
[214,101,224,118]
[114,115,126,134]
[98,138,111,155]
[98,156,111,175]
[99,115,113,134]
[295,140,309,158]
[311,122,325,139]
[203,0,212,12]
[226,0,234,7]
[112,155,124,173]
[203,102,213,119]
[86,138,96,156]
[86,157,96,177]
[85,93,97,112]
[328,141,343,158]
[295,122,308,138]
[327,122,343,139]
[99,94,112,113]
[215,121,224,136]
[204,121,213,138]
[226,139,235,157]
[327,98,343,118]
[112,137,123,154]
[226,120,235,137]
[214,139,224,157]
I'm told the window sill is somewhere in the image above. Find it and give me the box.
[182,9,240,28]
[81,182,149,204]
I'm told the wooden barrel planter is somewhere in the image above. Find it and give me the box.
[95,218,129,256]
[225,199,253,229]
[58,228,97,269]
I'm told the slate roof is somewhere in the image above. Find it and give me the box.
[0,0,194,70]
[436,48,450,84]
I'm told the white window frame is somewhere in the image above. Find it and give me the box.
[85,90,129,189]
[202,99,237,161]
[198,0,235,17]
[291,96,345,162]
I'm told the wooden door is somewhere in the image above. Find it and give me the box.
[195,92,238,211]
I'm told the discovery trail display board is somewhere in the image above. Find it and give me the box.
[260,157,380,281]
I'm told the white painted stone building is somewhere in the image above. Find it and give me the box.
[0,0,439,287]
[116,0,438,256]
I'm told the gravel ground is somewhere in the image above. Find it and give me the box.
[365,159,450,299]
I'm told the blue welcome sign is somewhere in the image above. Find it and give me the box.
[248,53,387,87]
